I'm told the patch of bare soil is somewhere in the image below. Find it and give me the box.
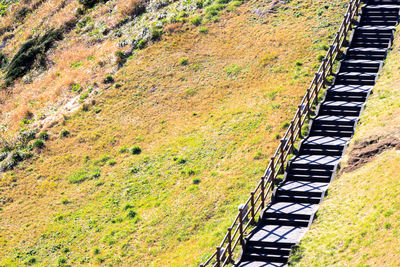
[344,136,400,172]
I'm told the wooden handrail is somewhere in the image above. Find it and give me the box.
[200,0,361,265]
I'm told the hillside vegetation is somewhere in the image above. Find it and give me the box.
[291,26,400,266]
[0,0,352,266]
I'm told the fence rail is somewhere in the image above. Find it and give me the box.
[200,0,362,266]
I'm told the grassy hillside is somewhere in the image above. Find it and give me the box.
[291,26,400,266]
[0,0,350,266]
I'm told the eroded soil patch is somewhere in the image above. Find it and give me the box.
[344,136,400,172]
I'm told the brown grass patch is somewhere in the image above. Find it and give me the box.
[119,0,147,17]
[344,136,400,172]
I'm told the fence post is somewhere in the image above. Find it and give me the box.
[322,58,326,87]
[216,247,221,267]
[290,121,294,153]
[297,106,303,138]
[280,139,285,173]
[227,227,232,264]
[261,176,265,209]
[314,73,320,105]
[306,88,311,118]
[271,157,275,189]
[250,191,255,223]
[336,31,340,52]
[238,208,244,246]
[329,45,334,75]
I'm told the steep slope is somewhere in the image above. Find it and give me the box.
[291,15,400,267]
[0,0,350,266]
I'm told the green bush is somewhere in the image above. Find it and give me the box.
[193,178,201,184]
[281,121,290,129]
[115,50,126,65]
[103,75,114,84]
[5,28,63,85]
[15,6,31,21]
[31,139,44,149]
[0,52,7,69]
[38,132,49,140]
[190,16,202,26]
[59,129,70,138]
[71,82,82,92]
[126,209,137,219]
[130,146,141,155]
[316,54,324,62]
[79,0,106,9]
[137,39,147,50]
[179,57,188,65]
[151,27,163,41]
[199,27,208,33]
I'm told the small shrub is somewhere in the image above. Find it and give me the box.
[15,6,31,21]
[126,209,137,219]
[119,146,129,153]
[31,139,44,149]
[199,27,208,33]
[190,16,202,26]
[177,158,186,164]
[224,64,241,77]
[295,61,303,66]
[316,54,324,61]
[81,103,90,112]
[57,257,66,265]
[114,83,122,88]
[271,103,281,109]
[93,247,100,255]
[61,198,70,204]
[38,132,49,140]
[103,75,114,84]
[79,0,105,9]
[79,92,89,102]
[281,121,290,129]
[185,88,197,96]
[124,204,134,210]
[274,133,280,139]
[108,159,116,166]
[115,50,127,65]
[137,39,147,50]
[0,52,7,69]
[179,57,188,65]
[320,44,329,50]
[130,167,140,174]
[71,82,82,93]
[187,169,196,175]
[261,53,278,66]
[130,146,141,155]
[253,151,263,160]
[68,170,89,184]
[59,129,70,138]
[26,257,36,265]
[5,29,62,85]
[151,27,163,41]
[193,178,201,184]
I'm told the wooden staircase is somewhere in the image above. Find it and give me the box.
[236,1,400,266]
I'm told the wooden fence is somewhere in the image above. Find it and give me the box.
[200,0,362,266]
